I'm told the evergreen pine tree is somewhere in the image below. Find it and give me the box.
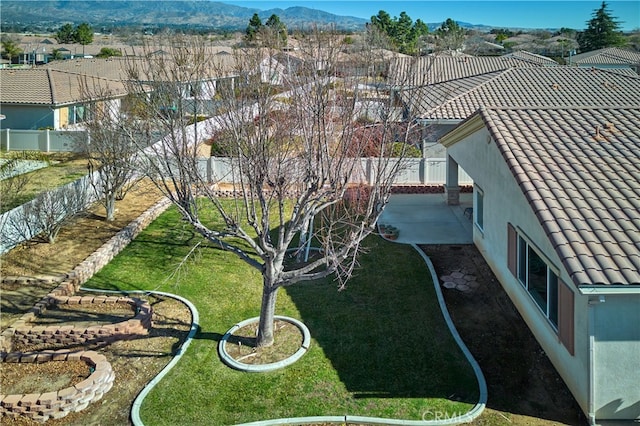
[578,1,625,52]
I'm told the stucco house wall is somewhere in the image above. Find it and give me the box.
[1,105,55,130]
[445,127,591,415]
[591,294,640,419]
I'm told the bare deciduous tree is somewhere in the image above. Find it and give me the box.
[4,181,89,245]
[0,156,33,212]
[123,30,422,347]
[75,77,143,221]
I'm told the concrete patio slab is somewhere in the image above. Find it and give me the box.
[378,193,474,244]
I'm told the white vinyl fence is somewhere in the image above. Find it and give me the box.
[0,174,99,254]
[1,129,85,152]
[203,156,472,186]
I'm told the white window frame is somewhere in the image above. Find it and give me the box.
[475,186,484,232]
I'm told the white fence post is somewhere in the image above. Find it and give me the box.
[46,129,50,152]
[5,128,9,151]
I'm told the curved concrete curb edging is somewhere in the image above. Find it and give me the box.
[80,242,486,425]
[234,245,487,426]
[80,288,199,426]
[219,316,311,372]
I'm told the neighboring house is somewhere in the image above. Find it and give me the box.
[503,50,559,66]
[389,55,553,156]
[440,106,640,423]
[0,68,128,130]
[391,55,554,85]
[395,66,640,157]
[463,37,505,56]
[43,54,240,117]
[569,47,640,74]
[260,52,297,85]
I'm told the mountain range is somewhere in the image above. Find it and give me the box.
[2,1,369,32]
[1,1,492,33]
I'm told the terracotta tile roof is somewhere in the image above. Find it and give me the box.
[0,68,127,105]
[414,67,640,120]
[480,106,640,286]
[390,55,546,86]
[571,47,640,66]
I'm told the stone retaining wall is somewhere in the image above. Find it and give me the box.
[11,297,152,348]
[0,350,115,422]
[0,197,171,422]
[0,198,171,353]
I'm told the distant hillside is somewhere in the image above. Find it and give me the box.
[0,1,368,32]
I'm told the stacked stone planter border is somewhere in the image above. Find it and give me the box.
[0,198,171,422]
[11,296,152,348]
[0,350,115,422]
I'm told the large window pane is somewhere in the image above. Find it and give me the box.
[527,246,547,313]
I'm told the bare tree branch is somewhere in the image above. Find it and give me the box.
[119,29,424,347]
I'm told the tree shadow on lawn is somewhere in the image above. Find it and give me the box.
[284,240,479,405]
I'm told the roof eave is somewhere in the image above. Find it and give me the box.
[438,113,485,148]
[578,285,640,295]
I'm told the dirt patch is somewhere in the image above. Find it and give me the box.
[0,180,164,330]
[1,181,192,426]
[1,295,191,426]
[1,179,162,278]
[420,244,586,425]
[1,360,89,395]
[225,319,304,364]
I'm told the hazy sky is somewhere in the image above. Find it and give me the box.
[222,1,640,31]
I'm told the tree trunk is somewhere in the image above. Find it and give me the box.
[256,281,278,347]
[296,217,310,263]
[105,194,116,221]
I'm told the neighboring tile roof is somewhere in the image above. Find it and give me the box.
[570,47,640,66]
[407,71,502,119]
[504,50,559,66]
[480,106,640,286]
[390,55,547,86]
[43,57,129,80]
[43,52,240,81]
[413,67,640,120]
[0,68,127,105]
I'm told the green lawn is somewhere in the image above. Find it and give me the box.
[84,206,479,425]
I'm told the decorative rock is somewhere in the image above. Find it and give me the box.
[442,281,457,289]
[454,277,467,286]
[467,280,480,289]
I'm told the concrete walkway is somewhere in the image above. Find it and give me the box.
[378,193,474,244]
